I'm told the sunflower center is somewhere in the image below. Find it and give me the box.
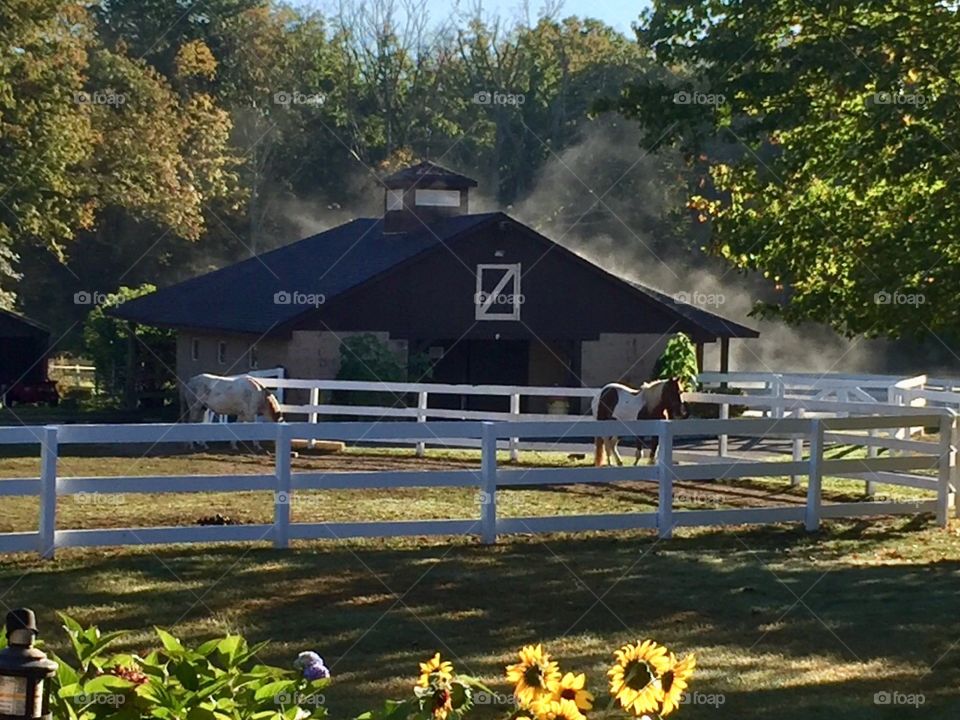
[523,664,546,689]
[623,659,657,691]
[560,688,576,700]
[661,670,675,693]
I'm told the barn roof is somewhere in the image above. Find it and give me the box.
[382,161,478,189]
[0,308,50,339]
[111,211,758,340]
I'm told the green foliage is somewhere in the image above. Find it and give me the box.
[50,614,328,720]
[335,334,432,409]
[81,285,175,402]
[653,333,700,390]
[615,0,960,339]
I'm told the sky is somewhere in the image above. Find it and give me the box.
[310,0,652,36]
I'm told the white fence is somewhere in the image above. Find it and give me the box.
[0,411,954,558]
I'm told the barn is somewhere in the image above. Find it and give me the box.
[0,309,53,397]
[111,162,757,410]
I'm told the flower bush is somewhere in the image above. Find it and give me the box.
[40,616,695,720]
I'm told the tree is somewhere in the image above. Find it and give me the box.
[611,0,960,340]
[82,285,175,405]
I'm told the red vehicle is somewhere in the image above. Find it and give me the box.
[1,379,60,407]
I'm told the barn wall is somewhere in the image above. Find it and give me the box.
[175,332,288,380]
[285,330,406,380]
[580,333,672,388]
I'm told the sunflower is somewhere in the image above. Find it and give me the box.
[506,644,561,707]
[607,640,671,717]
[548,672,594,711]
[658,652,696,717]
[529,697,585,720]
[418,653,454,687]
[430,685,453,720]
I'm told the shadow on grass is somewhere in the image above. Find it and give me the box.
[1,521,958,718]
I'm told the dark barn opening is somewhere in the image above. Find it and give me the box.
[428,339,530,411]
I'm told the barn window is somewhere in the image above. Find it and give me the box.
[191,338,200,361]
[217,341,227,364]
[248,345,259,369]
[386,189,404,210]
[475,264,522,321]
[415,189,460,207]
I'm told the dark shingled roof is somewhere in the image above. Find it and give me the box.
[111,213,501,333]
[0,308,50,338]
[382,161,478,189]
[627,282,759,339]
[112,210,758,340]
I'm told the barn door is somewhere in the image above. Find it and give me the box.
[475,264,522,320]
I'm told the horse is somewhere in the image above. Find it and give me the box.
[591,378,688,466]
[182,373,284,451]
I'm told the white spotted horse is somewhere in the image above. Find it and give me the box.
[182,373,284,451]
[591,378,688,466]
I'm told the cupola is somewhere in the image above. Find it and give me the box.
[382,161,478,234]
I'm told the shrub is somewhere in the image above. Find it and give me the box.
[48,615,328,720]
[653,333,699,391]
[335,334,432,409]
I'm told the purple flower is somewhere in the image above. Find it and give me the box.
[295,651,323,669]
[303,661,330,681]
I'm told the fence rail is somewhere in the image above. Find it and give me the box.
[0,412,954,558]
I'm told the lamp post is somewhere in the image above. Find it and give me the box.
[0,609,57,720]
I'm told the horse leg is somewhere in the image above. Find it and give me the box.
[648,435,659,465]
[611,437,624,466]
[594,437,605,467]
[634,437,644,466]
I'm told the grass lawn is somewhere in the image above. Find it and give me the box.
[0,446,955,717]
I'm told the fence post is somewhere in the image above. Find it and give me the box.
[307,387,319,449]
[38,426,58,559]
[773,375,785,419]
[865,428,878,497]
[791,407,805,487]
[416,391,428,458]
[274,424,292,549]
[805,418,823,532]
[480,422,497,544]
[953,415,960,520]
[657,421,674,539]
[509,393,520,462]
[937,413,953,528]
[718,403,729,457]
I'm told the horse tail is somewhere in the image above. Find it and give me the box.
[594,437,605,467]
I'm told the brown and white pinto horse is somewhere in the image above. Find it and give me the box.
[182,373,284,450]
[591,378,688,466]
